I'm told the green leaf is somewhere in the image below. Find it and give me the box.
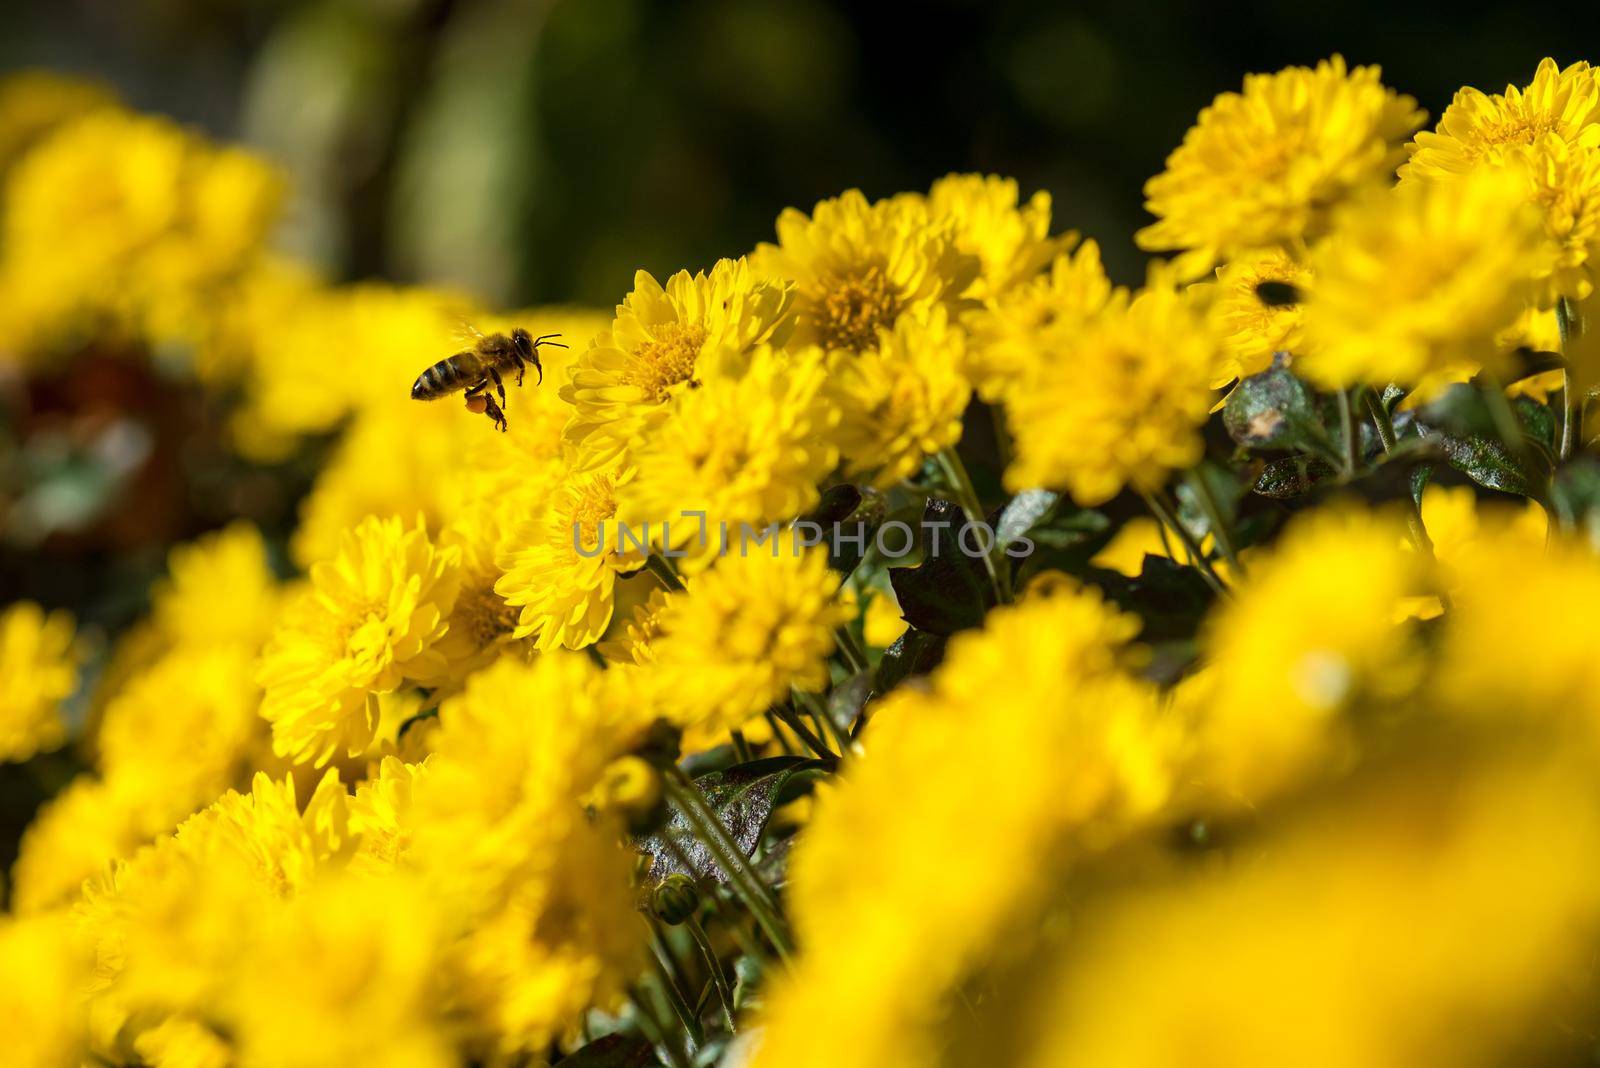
[1551,457,1600,538]
[1223,359,1332,455]
[1175,461,1243,539]
[995,488,1058,547]
[887,498,995,635]
[1251,456,1338,499]
[636,758,825,888]
[1084,556,1216,642]
[874,627,947,693]
[1431,433,1542,497]
[555,1034,661,1068]
[826,671,873,734]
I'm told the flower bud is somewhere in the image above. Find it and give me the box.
[652,873,699,925]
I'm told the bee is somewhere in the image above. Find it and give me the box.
[409,326,566,431]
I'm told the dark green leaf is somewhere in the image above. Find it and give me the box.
[636,758,825,888]
[1223,359,1332,454]
[874,628,947,693]
[826,671,872,734]
[995,488,1058,547]
[887,498,995,635]
[1083,556,1216,642]
[1252,456,1338,499]
[555,1034,661,1067]
[1175,461,1243,539]
[1551,457,1600,533]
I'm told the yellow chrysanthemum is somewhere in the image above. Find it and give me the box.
[150,521,279,655]
[560,258,794,466]
[349,755,429,874]
[0,69,115,172]
[644,546,849,749]
[830,306,970,488]
[11,776,154,915]
[1193,506,1426,806]
[1206,247,1312,385]
[496,462,634,651]
[754,579,1173,1068]
[0,911,90,1068]
[1400,58,1600,182]
[1138,56,1424,277]
[917,172,1065,298]
[0,109,282,361]
[0,601,78,763]
[1003,282,1218,504]
[1517,132,1600,302]
[754,188,977,354]
[258,516,460,766]
[963,240,1115,401]
[597,586,671,666]
[407,656,645,1057]
[618,343,838,564]
[1299,168,1552,391]
[226,872,455,1068]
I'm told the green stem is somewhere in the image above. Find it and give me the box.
[763,710,796,756]
[935,448,1013,604]
[991,402,1015,471]
[1339,389,1361,477]
[730,729,753,763]
[647,927,703,1046]
[1480,377,1539,491]
[1364,392,1437,561]
[661,765,796,962]
[646,553,686,592]
[1141,489,1228,597]
[793,688,850,758]
[1185,470,1244,577]
[686,915,738,1033]
[834,623,868,674]
[1559,297,1580,461]
[629,981,694,1068]
[771,702,838,763]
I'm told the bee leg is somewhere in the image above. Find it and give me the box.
[483,391,507,432]
[463,382,490,415]
[513,354,524,388]
[532,351,542,385]
[487,367,506,407]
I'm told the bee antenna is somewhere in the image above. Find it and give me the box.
[533,334,564,343]
[542,341,569,349]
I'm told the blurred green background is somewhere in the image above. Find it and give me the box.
[3,0,1581,300]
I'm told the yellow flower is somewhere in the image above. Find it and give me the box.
[0,109,282,359]
[0,69,115,172]
[829,306,970,488]
[1300,169,1551,391]
[646,546,849,749]
[597,586,671,666]
[862,586,908,648]
[0,911,90,1068]
[349,756,429,873]
[1193,506,1425,806]
[407,656,644,1057]
[258,516,461,766]
[754,580,1173,1068]
[918,172,1064,298]
[1015,744,1600,1068]
[1206,247,1312,385]
[1138,56,1423,278]
[963,240,1114,401]
[495,461,635,651]
[560,258,793,466]
[618,344,838,564]
[150,522,279,655]
[11,776,153,914]
[1003,282,1217,504]
[1517,133,1600,302]
[1400,58,1600,182]
[0,601,78,763]
[226,872,455,1068]
[754,188,977,354]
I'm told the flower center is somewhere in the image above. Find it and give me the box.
[625,321,710,404]
[1473,113,1561,157]
[458,583,519,646]
[568,478,618,554]
[818,264,901,352]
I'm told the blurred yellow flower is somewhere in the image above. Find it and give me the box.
[150,522,279,655]
[1206,247,1312,385]
[1138,56,1423,278]
[1003,282,1217,504]
[0,601,78,763]
[11,775,153,914]
[258,516,460,766]
[0,911,90,1068]
[830,306,970,488]
[1300,169,1551,391]
[963,240,1114,401]
[0,69,115,173]
[754,188,977,353]
[561,258,793,467]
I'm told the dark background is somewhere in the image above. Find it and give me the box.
[3,0,1585,303]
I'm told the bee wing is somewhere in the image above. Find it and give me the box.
[453,317,487,343]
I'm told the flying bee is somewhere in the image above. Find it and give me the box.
[409,326,566,431]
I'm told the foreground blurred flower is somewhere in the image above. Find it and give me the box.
[258,516,460,766]
[561,258,793,466]
[754,188,977,354]
[0,601,78,763]
[1300,169,1551,391]
[149,522,279,656]
[1003,281,1217,504]
[754,579,1172,1068]
[1138,55,1423,278]
[0,911,89,1067]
